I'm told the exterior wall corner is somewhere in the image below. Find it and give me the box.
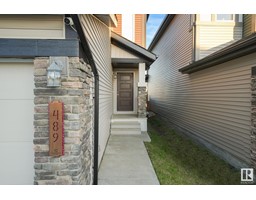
[251,66,256,170]
[33,56,94,185]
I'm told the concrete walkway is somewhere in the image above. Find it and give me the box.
[98,134,160,185]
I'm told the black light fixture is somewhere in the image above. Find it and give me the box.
[145,69,149,82]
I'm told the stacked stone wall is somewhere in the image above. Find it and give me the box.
[138,87,147,117]
[34,57,94,184]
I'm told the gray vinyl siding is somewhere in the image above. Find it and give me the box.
[0,15,64,39]
[79,15,113,164]
[149,14,252,166]
[198,25,242,60]
[243,14,253,37]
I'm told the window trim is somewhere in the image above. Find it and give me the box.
[215,14,235,22]
[198,14,242,23]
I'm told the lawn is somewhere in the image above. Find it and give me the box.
[145,115,241,185]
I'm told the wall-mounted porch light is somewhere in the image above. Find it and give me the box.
[145,69,149,82]
[145,74,149,82]
[113,72,117,79]
[47,61,63,87]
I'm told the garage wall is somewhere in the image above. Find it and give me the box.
[0,15,65,39]
[0,62,34,184]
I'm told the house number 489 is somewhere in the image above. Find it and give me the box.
[52,110,59,142]
[49,101,64,156]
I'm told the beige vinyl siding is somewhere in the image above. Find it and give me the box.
[149,14,252,166]
[198,25,242,60]
[111,44,139,59]
[79,15,112,164]
[149,14,192,118]
[0,15,64,39]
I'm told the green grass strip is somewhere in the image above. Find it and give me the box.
[145,116,241,185]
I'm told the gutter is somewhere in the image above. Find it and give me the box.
[179,33,256,74]
[71,14,99,185]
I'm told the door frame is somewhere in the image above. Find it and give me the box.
[113,69,138,114]
[117,72,134,112]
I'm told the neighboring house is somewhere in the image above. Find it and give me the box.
[112,14,147,48]
[192,14,243,60]
[0,14,155,185]
[148,14,256,170]
[243,14,256,37]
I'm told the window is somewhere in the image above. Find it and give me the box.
[216,14,234,21]
[238,14,243,22]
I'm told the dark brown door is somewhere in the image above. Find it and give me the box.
[117,73,133,111]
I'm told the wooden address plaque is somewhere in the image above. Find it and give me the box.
[49,101,64,156]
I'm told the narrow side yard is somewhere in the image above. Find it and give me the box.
[145,115,240,184]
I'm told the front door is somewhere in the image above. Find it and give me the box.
[117,73,133,111]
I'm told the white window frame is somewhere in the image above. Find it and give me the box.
[216,14,235,22]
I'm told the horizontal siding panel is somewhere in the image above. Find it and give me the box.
[163,105,250,130]
[0,19,63,29]
[243,14,252,37]
[111,44,138,59]
[199,26,242,59]
[172,118,251,162]
[80,15,112,164]
[0,15,64,39]
[0,29,63,39]
[152,104,251,163]
[149,14,253,166]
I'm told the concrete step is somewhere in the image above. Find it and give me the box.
[111,128,141,135]
[111,121,141,129]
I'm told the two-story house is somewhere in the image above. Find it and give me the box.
[0,14,155,185]
[148,14,256,170]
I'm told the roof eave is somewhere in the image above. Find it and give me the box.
[148,14,175,51]
[94,14,118,27]
[111,31,156,64]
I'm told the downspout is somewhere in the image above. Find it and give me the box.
[71,14,99,185]
[192,14,196,62]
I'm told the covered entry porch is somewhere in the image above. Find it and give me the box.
[111,32,156,132]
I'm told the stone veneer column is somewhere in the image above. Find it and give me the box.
[33,57,94,184]
[138,87,147,118]
[251,67,256,170]
[138,63,147,118]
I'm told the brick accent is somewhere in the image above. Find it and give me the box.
[138,87,147,117]
[34,57,94,185]
[134,14,146,48]
[112,14,122,35]
[111,14,146,48]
